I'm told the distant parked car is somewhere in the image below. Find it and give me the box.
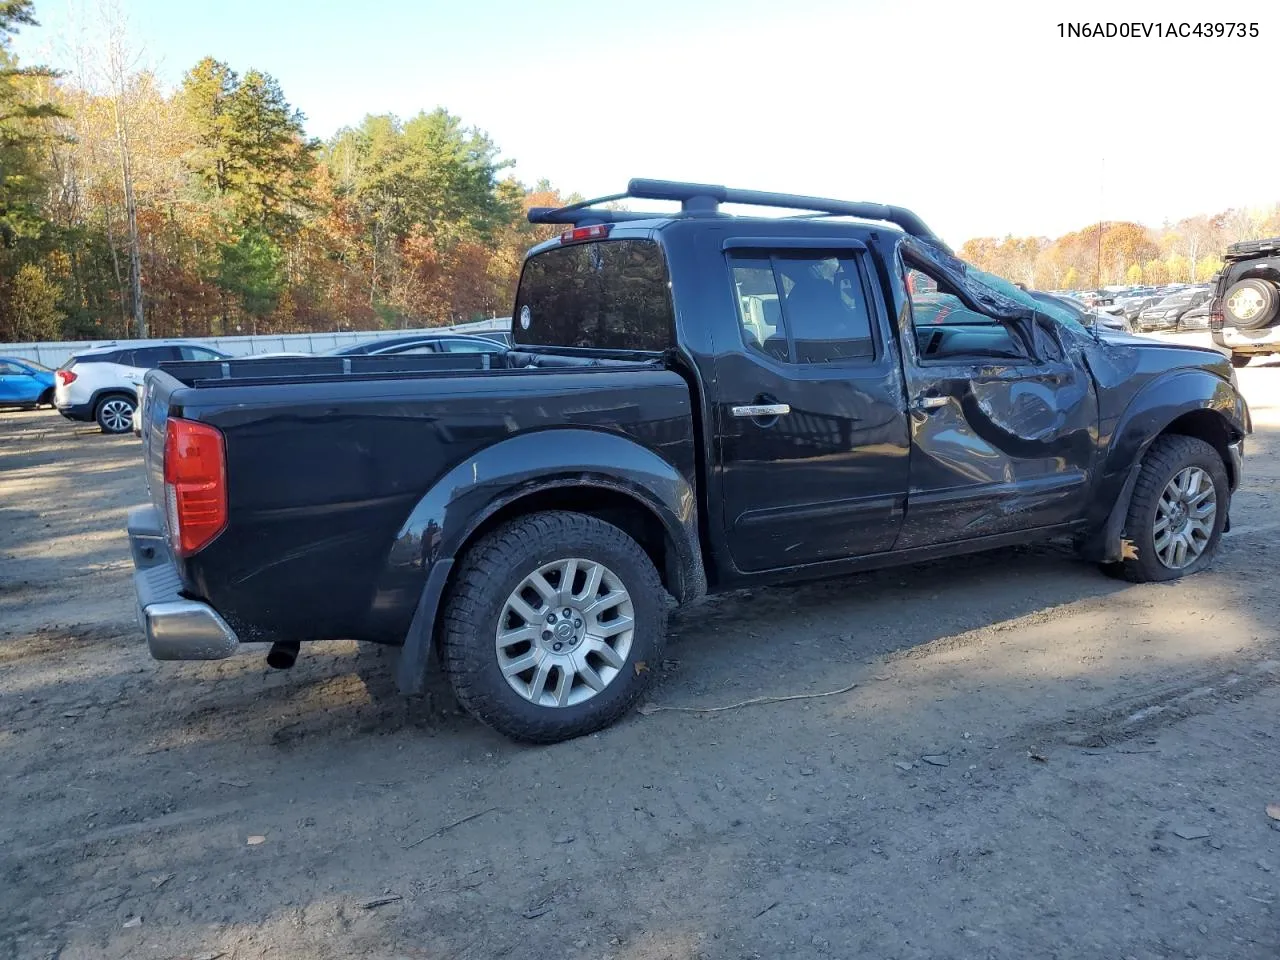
[1133,289,1212,333]
[325,334,508,357]
[55,342,229,434]
[0,357,57,409]
[1178,299,1213,331]
[1028,291,1130,333]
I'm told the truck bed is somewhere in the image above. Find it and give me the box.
[140,349,695,648]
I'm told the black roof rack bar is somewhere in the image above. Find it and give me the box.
[528,178,948,249]
[526,206,662,226]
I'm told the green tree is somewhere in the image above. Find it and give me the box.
[0,0,62,249]
[179,57,316,234]
[4,262,64,340]
[217,227,282,332]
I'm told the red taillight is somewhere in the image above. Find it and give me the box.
[163,418,227,556]
[56,369,77,385]
[559,224,611,244]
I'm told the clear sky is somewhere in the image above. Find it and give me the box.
[11,0,1278,246]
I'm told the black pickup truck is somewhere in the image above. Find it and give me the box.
[128,179,1250,743]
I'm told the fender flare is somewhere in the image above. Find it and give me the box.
[384,429,703,694]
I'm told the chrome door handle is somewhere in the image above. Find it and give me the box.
[910,395,948,411]
[731,403,791,418]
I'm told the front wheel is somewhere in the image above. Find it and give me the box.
[1106,435,1229,583]
[95,395,136,434]
[441,511,668,743]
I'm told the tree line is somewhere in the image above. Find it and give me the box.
[959,207,1280,293]
[0,0,569,343]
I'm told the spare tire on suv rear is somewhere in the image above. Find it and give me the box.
[1223,278,1280,329]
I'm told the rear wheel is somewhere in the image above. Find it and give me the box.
[95,394,135,434]
[1105,435,1228,583]
[1223,278,1280,330]
[441,511,668,743]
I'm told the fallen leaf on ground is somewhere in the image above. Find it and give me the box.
[1028,750,1048,762]
[246,835,266,845]
[921,755,950,767]
[359,895,402,909]
[219,779,250,788]
[122,916,142,929]
[1266,804,1280,822]
[151,873,174,888]
[1173,826,1210,840]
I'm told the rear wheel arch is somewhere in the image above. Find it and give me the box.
[455,481,700,605]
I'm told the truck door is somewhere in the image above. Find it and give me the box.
[713,239,911,572]
[894,258,1097,550]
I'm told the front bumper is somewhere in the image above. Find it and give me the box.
[128,504,239,660]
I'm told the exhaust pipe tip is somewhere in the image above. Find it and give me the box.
[266,640,300,670]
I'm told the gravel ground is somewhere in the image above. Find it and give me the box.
[3,364,1280,960]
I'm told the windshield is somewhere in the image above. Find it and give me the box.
[902,236,1087,334]
[963,264,1088,333]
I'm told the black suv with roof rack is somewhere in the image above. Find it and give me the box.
[126,178,1250,743]
[1210,236,1280,367]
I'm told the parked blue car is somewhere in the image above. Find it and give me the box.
[0,357,57,409]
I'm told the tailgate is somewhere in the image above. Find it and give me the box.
[139,369,179,520]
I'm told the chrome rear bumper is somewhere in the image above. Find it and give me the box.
[128,504,239,660]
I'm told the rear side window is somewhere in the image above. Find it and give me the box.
[729,252,877,364]
[180,346,223,361]
[513,239,674,351]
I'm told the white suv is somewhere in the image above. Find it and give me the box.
[55,342,227,434]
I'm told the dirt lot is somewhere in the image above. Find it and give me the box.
[3,366,1280,960]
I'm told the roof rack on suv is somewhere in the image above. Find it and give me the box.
[528,178,949,251]
[1224,236,1280,259]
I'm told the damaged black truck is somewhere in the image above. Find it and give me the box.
[128,179,1250,743]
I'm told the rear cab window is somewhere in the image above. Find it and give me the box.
[513,238,675,351]
[729,252,877,364]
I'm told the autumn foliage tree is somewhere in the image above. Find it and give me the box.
[0,2,577,343]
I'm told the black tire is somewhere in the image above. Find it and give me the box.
[1223,278,1280,330]
[38,388,54,408]
[441,510,668,743]
[95,393,136,434]
[1230,353,1251,369]
[1106,435,1229,583]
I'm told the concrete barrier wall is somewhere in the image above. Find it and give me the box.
[1,318,512,368]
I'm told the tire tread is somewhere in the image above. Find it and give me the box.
[441,510,666,743]
[1113,434,1226,583]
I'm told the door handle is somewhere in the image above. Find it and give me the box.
[731,403,791,418]
[910,395,948,412]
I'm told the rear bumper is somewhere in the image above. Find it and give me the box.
[128,504,239,660]
[1213,327,1280,353]
[56,401,94,422]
